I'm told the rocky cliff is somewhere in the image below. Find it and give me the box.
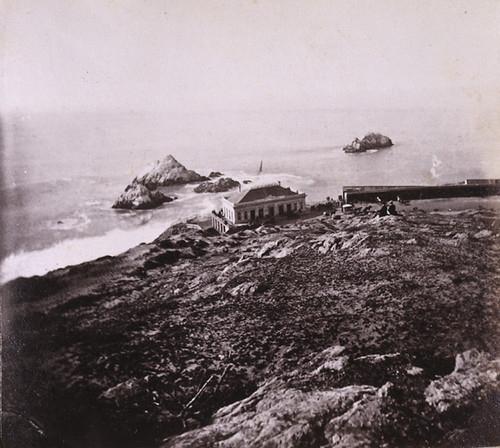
[134,155,208,189]
[2,207,499,447]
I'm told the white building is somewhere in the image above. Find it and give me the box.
[211,183,306,232]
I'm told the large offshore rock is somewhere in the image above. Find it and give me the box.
[343,133,393,153]
[134,155,208,189]
[361,132,393,149]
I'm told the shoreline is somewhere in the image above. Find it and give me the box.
[2,196,500,285]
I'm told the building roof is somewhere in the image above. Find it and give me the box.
[226,184,303,205]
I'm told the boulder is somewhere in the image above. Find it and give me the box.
[254,239,296,259]
[473,229,493,239]
[425,349,500,413]
[112,183,173,210]
[134,155,208,189]
[208,171,224,178]
[343,133,393,153]
[161,378,385,448]
[194,177,240,193]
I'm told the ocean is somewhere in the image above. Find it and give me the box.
[1,108,499,282]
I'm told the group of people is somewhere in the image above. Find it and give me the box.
[377,201,398,217]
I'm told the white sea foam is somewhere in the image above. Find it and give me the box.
[1,195,219,284]
[0,221,171,283]
[84,200,104,207]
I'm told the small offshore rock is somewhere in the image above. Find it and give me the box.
[194,177,240,193]
[112,183,174,210]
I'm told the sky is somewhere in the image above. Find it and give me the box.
[1,0,499,113]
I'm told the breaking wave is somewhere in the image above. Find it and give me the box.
[0,221,173,283]
[1,192,221,284]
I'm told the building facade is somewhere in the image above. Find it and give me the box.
[211,183,306,231]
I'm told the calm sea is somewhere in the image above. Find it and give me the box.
[1,108,499,282]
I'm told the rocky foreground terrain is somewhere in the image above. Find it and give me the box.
[3,207,500,447]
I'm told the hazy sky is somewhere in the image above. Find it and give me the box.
[2,0,499,113]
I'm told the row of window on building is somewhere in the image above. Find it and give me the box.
[235,202,303,223]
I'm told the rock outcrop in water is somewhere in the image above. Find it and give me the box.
[2,207,499,447]
[112,183,174,210]
[134,155,208,189]
[113,155,209,209]
[194,177,240,193]
[343,133,393,153]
